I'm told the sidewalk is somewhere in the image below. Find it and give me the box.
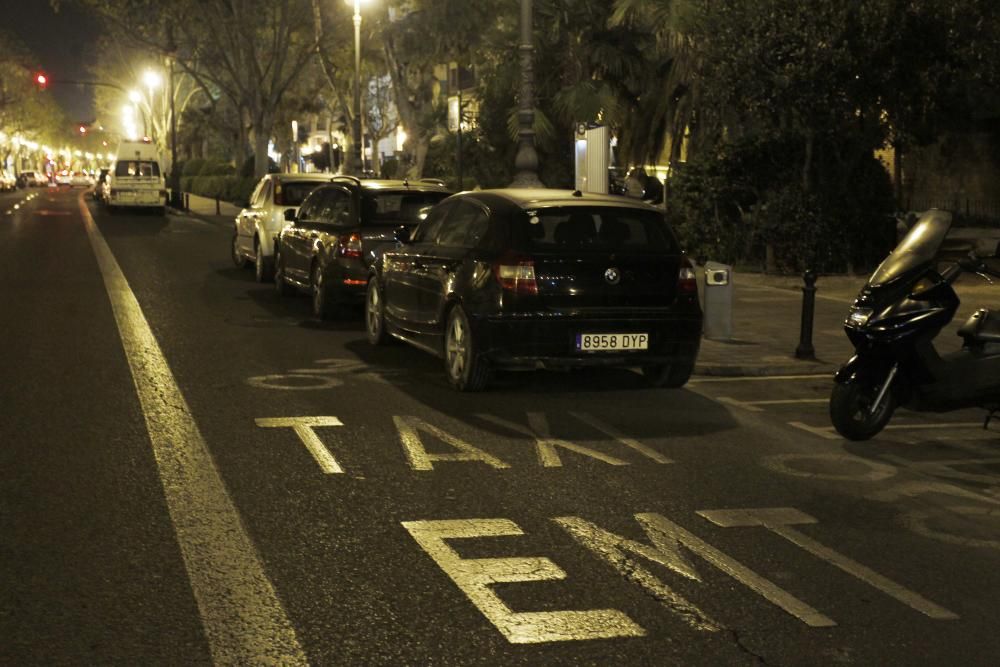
[171,192,242,223]
[693,270,858,377]
[693,268,994,377]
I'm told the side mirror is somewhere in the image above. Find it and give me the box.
[284,208,297,222]
[394,225,412,243]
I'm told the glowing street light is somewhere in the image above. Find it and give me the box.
[143,69,162,92]
[346,0,371,174]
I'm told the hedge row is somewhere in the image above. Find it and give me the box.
[182,175,257,204]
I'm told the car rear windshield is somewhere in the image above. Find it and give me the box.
[115,161,160,177]
[275,181,323,206]
[518,206,680,254]
[361,191,450,226]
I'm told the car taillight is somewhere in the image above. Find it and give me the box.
[339,233,362,258]
[494,256,538,295]
[678,258,697,295]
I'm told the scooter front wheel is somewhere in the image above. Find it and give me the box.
[830,379,895,441]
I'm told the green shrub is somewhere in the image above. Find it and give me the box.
[380,157,399,179]
[182,158,206,176]
[199,160,235,177]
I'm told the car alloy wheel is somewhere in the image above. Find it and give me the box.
[444,305,489,391]
[311,264,334,319]
[274,250,292,297]
[254,244,272,283]
[231,231,247,268]
[366,278,388,345]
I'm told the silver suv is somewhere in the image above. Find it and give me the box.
[231,173,335,282]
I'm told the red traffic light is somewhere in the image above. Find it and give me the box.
[34,72,48,88]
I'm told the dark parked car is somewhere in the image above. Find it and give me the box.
[365,188,703,391]
[273,176,453,318]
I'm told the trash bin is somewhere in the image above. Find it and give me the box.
[703,261,733,340]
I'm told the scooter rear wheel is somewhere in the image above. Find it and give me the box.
[830,380,895,441]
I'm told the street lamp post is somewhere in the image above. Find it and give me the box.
[350,0,364,176]
[143,69,162,142]
[512,0,542,187]
[168,56,181,208]
[128,90,145,136]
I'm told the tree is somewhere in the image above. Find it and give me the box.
[0,29,67,169]
[84,0,328,178]
[375,1,492,178]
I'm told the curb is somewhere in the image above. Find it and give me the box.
[171,207,231,227]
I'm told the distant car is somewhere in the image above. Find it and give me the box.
[274,177,453,319]
[70,171,93,187]
[366,188,703,391]
[55,170,72,186]
[18,171,48,188]
[232,173,335,282]
[0,170,15,191]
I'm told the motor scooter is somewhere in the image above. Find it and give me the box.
[831,209,1000,440]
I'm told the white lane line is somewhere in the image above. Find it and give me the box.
[788,422,841,440]
[790,420,992,441]
[79,195,307,665]
[690,374,831,384]
[717,397,828,413]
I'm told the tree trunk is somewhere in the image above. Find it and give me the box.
[802,132,814,193]
[254,130,270,179]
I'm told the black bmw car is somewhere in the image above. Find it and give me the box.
[366,188,703,391]
[273,176,452,318]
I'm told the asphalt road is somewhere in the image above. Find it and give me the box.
[2,187,1000,666]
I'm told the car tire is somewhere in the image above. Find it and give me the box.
[311,263,338,320]
[365,278,390,345]
[444,305,489,392]
[254,241,273,283]
[274,249,294,298]
[642,360,695,388]
[231,230,249,269]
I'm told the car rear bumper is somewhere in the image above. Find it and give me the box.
[477,313,702,369]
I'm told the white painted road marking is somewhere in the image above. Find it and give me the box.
[790,420,992,440]
[402,519,645,643]
[689,374,831,384]
[569,412,674,464]
[718,396,828,412]
[256,416,345,473]
[557,513,835,628]
[394,415,511,470]
[477,413,629,467]
[80,196,307,665]
[699,508,959,620]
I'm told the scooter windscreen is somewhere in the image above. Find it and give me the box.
[868,209,953,288]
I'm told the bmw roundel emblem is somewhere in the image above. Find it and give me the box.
[604,267,621,285]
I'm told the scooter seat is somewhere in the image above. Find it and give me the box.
[958,309,1000,344]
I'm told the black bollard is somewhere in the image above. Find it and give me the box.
[795,270,817,359]
[215,195,221,216]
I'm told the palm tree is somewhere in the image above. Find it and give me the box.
[609,0,703,167]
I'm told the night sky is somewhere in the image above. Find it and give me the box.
[5,0,99,122]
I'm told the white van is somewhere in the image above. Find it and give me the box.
[108,140,167,214]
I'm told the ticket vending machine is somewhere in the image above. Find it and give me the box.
[574,123,609,194]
